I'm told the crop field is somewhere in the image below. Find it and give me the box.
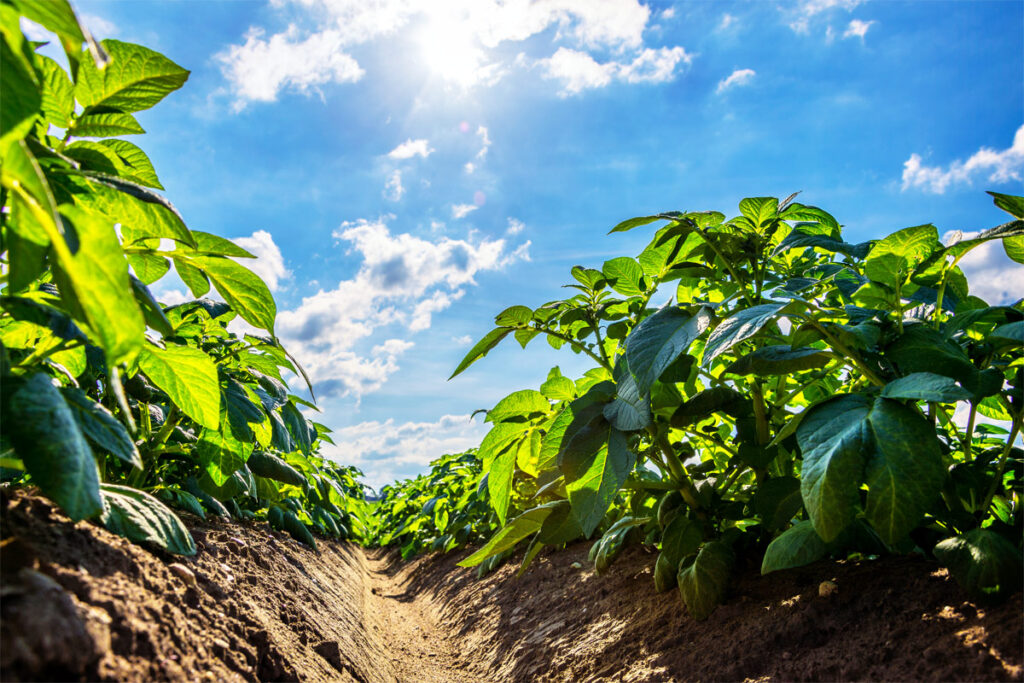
[1,1,1022,681]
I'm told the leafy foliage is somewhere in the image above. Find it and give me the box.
[0,4,367,555]
[444,192,1022,618]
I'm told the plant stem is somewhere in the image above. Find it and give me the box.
[979,413,1022,517]
[539,327,612,372]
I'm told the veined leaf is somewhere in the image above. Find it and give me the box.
[738,196,777,227]
[603,357,651,432]
[70,110,145,137]
[724,345,831,377]
[678,541,734,621]
[0,18,41,149]
[536,500,583,545]
[702,302,788,367]
[487,389,550,423]
[75,39,189,113]
[654,516,704,592]
[197,427,251,487]
[934,529,1023,600]
[761,520,828,574]
[880,372,973,403]
[988,191,1024,219]
[2,374,102,521]
[76,180,194,247]
[864,224,941,288]
[602,256,645,296]
[458,503,560,567]
[61,386,141,468]
[188,255,276,333]
[98,139,162,188]
[565,426,635,537]
[101,484,196,556]
[626,305,711,395]
[138,342,219,430]
[185,231,256,258]
[38,54,74,128]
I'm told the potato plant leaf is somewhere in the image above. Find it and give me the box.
[450,327,513,379]
[75,39,189,113]
[138,342,219,430]
[724,345,831,377]
[654,516,704,592]
[761,520,828,574]
[100,484,196,556]
[933,529,1024,600]
[565,427,635,537]
[188,255,275,333]
[486,389,549,423]
[678,541,734,621]
[702,302,788,367]
[458,503,559,567]
[880,372,973,403]
[61,386,141,468]
[750,476,802,531]
[626,305,711,395]
[3,374,103,521]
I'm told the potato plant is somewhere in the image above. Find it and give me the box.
[452,192,1023,617]
[0,0,367,555]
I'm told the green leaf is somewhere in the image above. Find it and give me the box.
[702,303,787,367]
[738,197,777,227]
[626,305,712,395]
[100,484,196,555]
[98,139,162,188]
[187,255,276,333]
[61,386,141,468]
[988,191,1024,219]
[678,541,734,621]
[751,476,803,530]
[247,450,305,487]
[862,399,945,545]
[724,345,831,377]
[75,39,189,113]
[796,394,871,542]
[196,427,250,487]
[603,358,651,432]
[0,20,42,149]
[281,401,312,455]
[494,305,532,326]
[458,503,559,567]
[138,342,219,430]
[671,386,750,427]
[989,321,1024,349]
[70,110,145,137]
[53,205,145,365]
[536,499,583,545]
[881,372,973,403]
[127,253,170,284]
[933,529,1024,600]
[487,389,549,423]
[2,374,102,521]
[886,325,978,391]
[655,516,704,592]
[450,327,513,379]
[171,256,210,297]
[540,373,576,402]
[864,224,941,288]
[609,212,681,234]
[10,0,84,44]
[1003,235,1024,265]
[773,228,871,259]
[37,55,74,128]
[761,520,828,574]
[602,256,645,296]
[75,180,193,247]
[565,427,635,537]
[186,230,256,258]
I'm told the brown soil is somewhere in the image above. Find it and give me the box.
[2,487,1021,682]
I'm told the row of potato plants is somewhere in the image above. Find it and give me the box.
[0,1,369,555]
[442,191,1023,617]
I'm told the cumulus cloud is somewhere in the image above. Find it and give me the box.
[943,230,1024,306]
[273,217,528,399]
[233,230,292,291]
[452,334,473,345]
[383,170,404,201]
[451,203,478,219]
[541,45,692,96]
[843,19,875,40]
[321,414,488,490]
[901,125,1024,194]
[506,217,525,235]
[217,26,364,109]
[219,0,690,105]
[388,138,434,159]
[716,68,755,94]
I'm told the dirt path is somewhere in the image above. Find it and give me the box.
[361,551,484,683]
[2,488,1022,682]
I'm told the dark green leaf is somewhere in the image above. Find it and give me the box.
[934,529,1024,600]
[702,303,787,367]
[751,476,802,530]
[536,500,583,545]
[3,374,102,521]
[565,427,635,537]
[626,305,711,395]
[61,386,140,467]
[678,541,734,621]
[880,372,973,403]
[100,484,196,555]
[761,520,828,574]
[603,358,651,432]
[724,345,831,376]
[654,516,703,592]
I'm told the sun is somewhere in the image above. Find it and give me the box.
[417,15,487,87]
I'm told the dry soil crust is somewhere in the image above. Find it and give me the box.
[1,488,1021,682]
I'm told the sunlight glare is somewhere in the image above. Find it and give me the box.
[418,15,486,87]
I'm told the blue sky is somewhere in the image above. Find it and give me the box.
[32,0,1023,489]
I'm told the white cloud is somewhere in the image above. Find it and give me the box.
[273,217,528,399]
[452,203,479,219]
[217,26,364,109]
[786,0,864,34]
[843,19,875,40]
[221,1,687,104]
[233,230,292,291]
[542,45,692,96]
[718,13,735,31]
[387,138,434,159]
[901,125,1024,194]
[716,68,756,94]
[452,334,473,345]
[943,230,1024,305]
[506,217,525,235]
[475,126,492,160]
[383,170,404,201]
[79,13,118,38]
[464,162,476,174]
[321,414,488,490]
[661,7,676,20]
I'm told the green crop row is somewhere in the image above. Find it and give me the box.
[429,192,1024,616]
[0,1,369,555]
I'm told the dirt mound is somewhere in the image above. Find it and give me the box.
[2,488,1021,682]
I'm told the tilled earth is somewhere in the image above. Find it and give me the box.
[1,487,1021,682]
